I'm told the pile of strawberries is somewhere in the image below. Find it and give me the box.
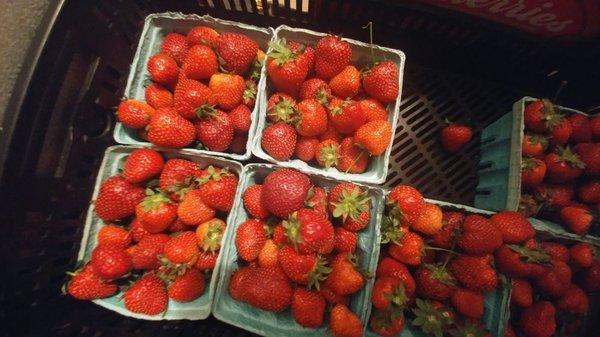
[228,168,373,336]
[66,148,238,316]
[260,35,398,173]
[368,185,540,337]
[117,26,263,153]
[519,98,600,236]
[502,239,599,337]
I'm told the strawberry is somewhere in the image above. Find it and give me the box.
[294,136,319,161]
[522,133,548,157]
[117,99,155,129]
[267,39,313,96]
[215,33,258,75]
[314,35,351,80]
[147,53,179,86]
[168,268,205,302]
[568,113,592,143]
[261,122,297,161]
[521,157,546,186]
[556,284,589,314]
[372,276,409,311]
[177,189,216,225]
[208,73,245,110]
[124,273,168,315]
[575,142,600,176]
[411,202,443,235]
[451,320,490,337]
[128,233,170,270]
[440,124,473,152]
[136,191,178,233]
[228,265,253,301]
[388,230,424,266]
[532,183,574,208]
[242,265,294,312]
[325,253,365,295]
[343,210,370,232]
[278,245,330,288]
[495,243,551,278]
[329,182,371,226]
[243,79,257,108]
[490,211,535,243]
[163,231,199,265]
[376,257,416,296]
[329,65,361,99]
[299,78,331,103]
[90,245,132,280]
[147,108,196,148]
[592,115,600,140]
[334,227,358,253]
[451,288,484,319]
[415,263,456,300]
[284,208,335,254]
[243,184,270,218]
[157,159,200,192]
[197,166,238,211]
[359,98,388,122]
[582,260,600,292]
[195,250,218,270]
[267,92,298,123]
[319,285,349,306]
[261,169,311,218]
[535,260,571,297]
[354,120,393,156]
[167,218,187,233]
[272,223,288,246]
[579,179,600,203]
[549,117,572,145]
[182,44,217,80]
[540,241,570,262]
[304,186,329,217]
[67,264,117,300]
[569,242,595,268]
[296,99,328,137]
[430,211,464,249]
[230,133,247,154]
[98,224,131,249]
[504,324,516,337]
[187,25,219,46]
[328,98,366,135]
[411,299,454,337]
[95,176,145,221]
[291,288,326,328]
[173,78,215,120]
[456,214,503,255]
[330,304,363,337]
[387,185,426,226]
[195,218,225,252]
[161,32,188,65]
[229,104,252,134]
[195,109,234,151]
[520,301,556,337]
[511,278,533,307]
[315,139,340,168]
[257,239,279,267]
[523,99,561,133]
[337,137,368,173]
[545,146,585,182]
[319,124,343,143]
[560,205,593,234]
[123,148,164,184]
[363,61,399,103]
[450,254,497,292]
[369,309,405,337]
[235,219,267,262]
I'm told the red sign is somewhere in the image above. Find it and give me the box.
[418,0,600,38]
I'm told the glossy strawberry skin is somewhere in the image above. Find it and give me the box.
[147,108,196,148]
[441,124,472,152]
[215,33,258,75]
[314,35,351,80]
[329,65,361,99]
[328,99,366,135]
[457,215,503,255]
[363,61,399,103]
[296,99,328,137]
[124,273,168,315]
[337,137,369,173]
[147,53,179,86]
[511,278,533,307]
[267,41,313,97]
[261,169,311,218]
[569,113,592,143]
[117,99,155,129]
[123,148,165,184]
[490,211,535,244]
[261,122,297,161]
[535,261,572,297]
[354,120,393,156]
[285,208,335,255]
[450,255,497,293]
[168,268,206,302]
[90,245,133,280]
[67,264,118,300]
[235,219,267,262]
[295,136,319,161]
[195,110,234,151]
[161,32,188,65]
[182,44,217,80]
[187,25,219,46]
[291,288,326,328]
[173,78,215,120]
[229,104,252,134]
[95,176,145,222]
[243,184,270,219]
[209,73,245,111]
[519,301,556,337]
[128,233,170,270]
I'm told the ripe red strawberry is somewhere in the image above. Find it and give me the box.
[325,253,365,295]
[228,104,252,134]
[315,139,341,168]
[556,284,589,314]
[305,186,328,217]
[343,210,370,232]
[95,176,145,221]
[457,214,502,255]
[173,78,215,120]
[272,223,288,246]
[319,124,343,143]
[278,245,330,287]
[295,136,319,161]
[163,231,199,265]
[167,218,187,233]
[549,117,572,145]
[195,218,225,252]
[490,210,535,243]
[582,260,600,292]
[67,264,117,300]
[329,65,361,99]
[354,120,393,156]
[187,25,219,46]
[592,115,600,140]
[161,32,188,65]
[197,167,238,211]
[123,148,164,184]
[314,35,351,80]
[411,202,443,235]
[177,189,215,226]
[208,73,245,111]
[242,265,294,312]
[337,137,368,173]
[147,108,196,148]
[168,268,205,302]
[328,98,366,135]
[128,233,169,269]
[267,92,298,123]
[387,185,426,226]
[291,288,326,328]
[195,109,234,151]
[535,260,571,297]
[441,124,473,152]
[124,273,168,315]
[230,133,247,154]
[228,265,253,301]
[261,122,297,161]
[568,113,592,143]
[451,288,484,319]
[334,227,357,253]
[579,179,600,203]
[296,99,328,137]
[235,219,267,262]
[195,250,218,270]
[569,242,595,268]
[90,245,132,280]
[450,254,497,292]
[560,205,594,234]
[147,53,179,86]
[243,184,270,218]
[267,39,313,96]
[319,285,349,306]
[363,61,399,103]
[329,304,363,337]
[532,183,575,208]
[545,147,585,182]
[521,157,546,186]
[372,276,409,311]
[135,191,178,233]
[511,278,533,307]
[377,257,416,296]
[299,78,331,103]
[415,263,456,300]
[98,224,131,249]
[215,33,258,75]
[575,142,600,176]
[430,211,464,249]
[261,169,311,218]
[522,133,548,157]
[359,98,388,122]
[182,44,217,80]
[540,241,570,262]
[388,231,424,266]
[495,243,551,278]
[369,310,405,337]
[243,79,257,108]
[520,301,556,337]
[284,208,334,254]
[257,239,279,267]
[117,99,156,129]
[524,99,560,133]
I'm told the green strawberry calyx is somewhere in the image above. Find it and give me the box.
[268,38,303,66]
[267,96,298,124]
[556,146,586,169]
[508,244,552,264]
[528,133,549,148]
[521,157,542,172]
[425,263,456,286]
[282,211,303,251]
[384,282,409,309]
[411,298,454,337]
[381,214,405,244]
[140,189,172,212]
[201,221,224,252]
[308,255,332,291]
[331,186,370,221]
[541,98,564,129]
[318,142,341,169]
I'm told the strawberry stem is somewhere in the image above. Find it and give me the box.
[362,21,375,64]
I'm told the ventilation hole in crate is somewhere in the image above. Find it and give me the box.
[415,121,437,138]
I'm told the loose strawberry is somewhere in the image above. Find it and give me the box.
[535,260,571,297]
[430,211,464,249]
[90,245,132,280]
[568,113,592,143]
[284,208,335,254]
[451,288,484,319]
[177,189,216,225]
[147,108,196,148]
[267,92,298,123]
[291,288,327,328]
[257,239,279,267]
[147,53,179,86]
[575,142,600,176]
[168,268,205,302]
[195,218,225,253]
[315,139,341,168]
[195,250,218,271]
[241,265,294,312]
[540,241,570,262]
[522,133,548,157]
[296,99,328,137]
[495,243,551,278]
[511,278,533,307]
[173,78,215,120]
[197,166,238,211]
[97,224,131,249]
[95,176,145,221]
[186,25,219,46]
[523,99,560,133]
[569,242,595,268]
[235,219,267,262]
[369,309,405,337]
[388,230,424,266]
[261,122,297,161]
[556,284,589,314]
[411,202,443,235]
[304,186,329,217]
[182,44,217,80]
[163,231,199,265]
[337,137,368,173]
[520,301,556,337]
[278,245,330,288]
[359,98,388,122]
[387,185,426,226]
[243,184,270,218]
[295,136,319,161]
[215,33,258,75]
[582,260,600,292]
[377,257,416,296]
[128,233,170,270]
[522,157,546,187]
[299,78,331,103]
[490,210,535,243]
[136,191,178,233]
[229,104,252,134]
[363,61,399,103]
[415,263,456,300]
[549,117,572,145]
[124,273,168,315]
[314,35,351,80]
[261,169,311,218]
[560,205,594,234]
[440,124,472,152]
[117,99,156,129]
[123,148,164,184]
[329,65,361,98]
[372,276,409,311]
[545,146,585,183]
[267,39,313,96]
[450,254,497,292]
[354,120,393,156]
[457,214,503,255]
[334,227,358,252]
[161,32,188,65]
[325,253,365,295]
[67,264,117,300]
[208,73,245,110]
[328,98,366,135]
[319,124,343,143]
[579,179,600,203]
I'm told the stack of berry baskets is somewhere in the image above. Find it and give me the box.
[114,13,273,160]
[252,25,405,184]
[212,164,385,336]
[68,145,243,320]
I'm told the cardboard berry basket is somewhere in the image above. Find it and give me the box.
[212,163,385,336]
[76,145,243,320]
[251,25,406,185]
[364,198,511,337]
[475,96,599,246]
[114,13,273,161]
